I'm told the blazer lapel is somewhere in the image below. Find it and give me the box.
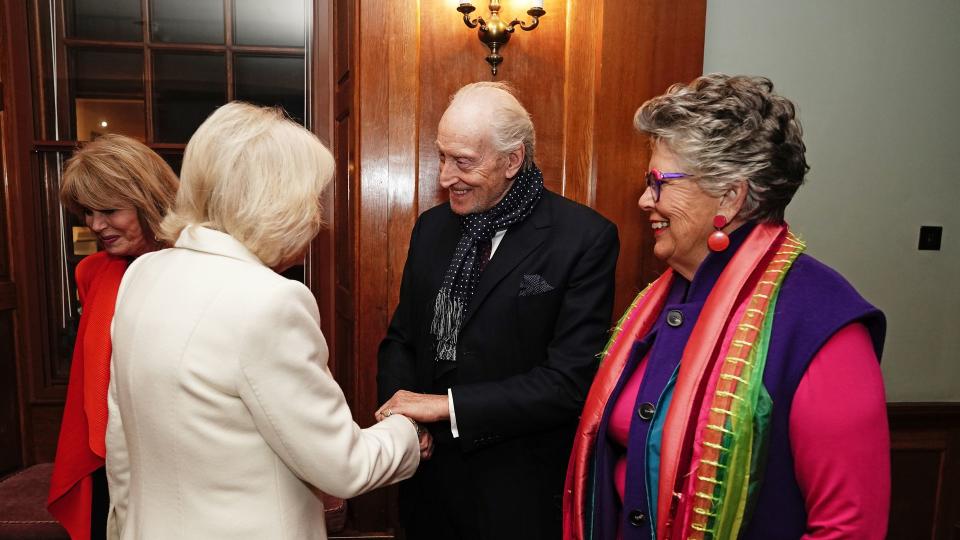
[435,209,463,265]
[423,207,464,291]
[462,195,552,327]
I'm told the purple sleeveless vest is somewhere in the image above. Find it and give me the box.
[589,223,885,540]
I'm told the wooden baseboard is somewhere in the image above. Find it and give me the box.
[888,402,960,540]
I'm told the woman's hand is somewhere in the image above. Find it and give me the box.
[374,391,439,460]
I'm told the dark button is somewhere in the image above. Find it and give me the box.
[628,510,647,527]
[637,402,656,420]
[666,309,683,327]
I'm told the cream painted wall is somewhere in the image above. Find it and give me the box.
[703,0,960,401]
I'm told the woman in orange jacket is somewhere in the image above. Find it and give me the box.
[48,134,178,540]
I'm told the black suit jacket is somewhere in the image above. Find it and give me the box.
[377,190,618,538]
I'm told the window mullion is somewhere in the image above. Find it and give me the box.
[225,0,234,102]
[142,0,155,143]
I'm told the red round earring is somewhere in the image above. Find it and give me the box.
[708,215,730,252]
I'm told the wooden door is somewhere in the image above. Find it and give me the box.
[332,0,357,420]
[0,70,23,476]
[0,0,34,474]
[330,0,402,533]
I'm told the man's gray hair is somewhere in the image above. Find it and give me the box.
[449,81,536,171]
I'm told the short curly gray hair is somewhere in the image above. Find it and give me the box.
[634,74,809,223]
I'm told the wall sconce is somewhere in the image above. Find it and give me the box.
[457,1,546,76]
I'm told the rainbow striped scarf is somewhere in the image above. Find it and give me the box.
[563,223,805,540]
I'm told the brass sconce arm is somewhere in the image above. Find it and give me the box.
[507,7,546,32]
[457,3,483,29]
[457,2,546,76]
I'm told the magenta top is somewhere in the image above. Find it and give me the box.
[607,323,889,538]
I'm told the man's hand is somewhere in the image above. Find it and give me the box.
[375,390,449,424]
[418,430,434,460]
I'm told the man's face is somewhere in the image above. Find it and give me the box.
[436,111,522,216]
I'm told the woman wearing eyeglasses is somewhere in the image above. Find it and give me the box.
[563,74,889,540]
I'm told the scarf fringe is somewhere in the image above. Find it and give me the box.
[431,288,466,362]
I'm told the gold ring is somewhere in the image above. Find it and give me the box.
[385,409,393,417]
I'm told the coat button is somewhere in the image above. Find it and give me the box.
[628,510,647,527]
[666,309,683,327]
[637,402,656,420]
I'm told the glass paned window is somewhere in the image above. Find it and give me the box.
[151,0,224,44]
[75,99,146,141]
[69,49,146,141]
[35,150,84,381]
[234,55,305,124]
[70,49,144,98]
[159,153,183,176]
[64,0,142,41]
[153,52,226,142]
[233,0,306,47]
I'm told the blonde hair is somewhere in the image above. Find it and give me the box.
[160,102,335,267]
[448,81,536,170]
[59,134,179,241]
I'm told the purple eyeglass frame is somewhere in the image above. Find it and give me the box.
[645,168,691,202]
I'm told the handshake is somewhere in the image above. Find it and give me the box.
[375,390,449,461]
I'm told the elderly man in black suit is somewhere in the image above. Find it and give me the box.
[376,81,619,540]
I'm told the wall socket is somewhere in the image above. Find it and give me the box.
[918,226,943,251]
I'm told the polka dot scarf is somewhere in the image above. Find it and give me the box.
[430,163,545,362]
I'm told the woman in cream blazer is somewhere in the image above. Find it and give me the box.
[105,102,420,540]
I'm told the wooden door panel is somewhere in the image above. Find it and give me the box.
[0,311,19,475]
[0,44,23,473]
[0,133,20,476]
[889,404,960,540]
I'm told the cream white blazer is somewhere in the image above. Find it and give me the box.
[105,226,419,540]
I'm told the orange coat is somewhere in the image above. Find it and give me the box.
[48,250,128,540]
